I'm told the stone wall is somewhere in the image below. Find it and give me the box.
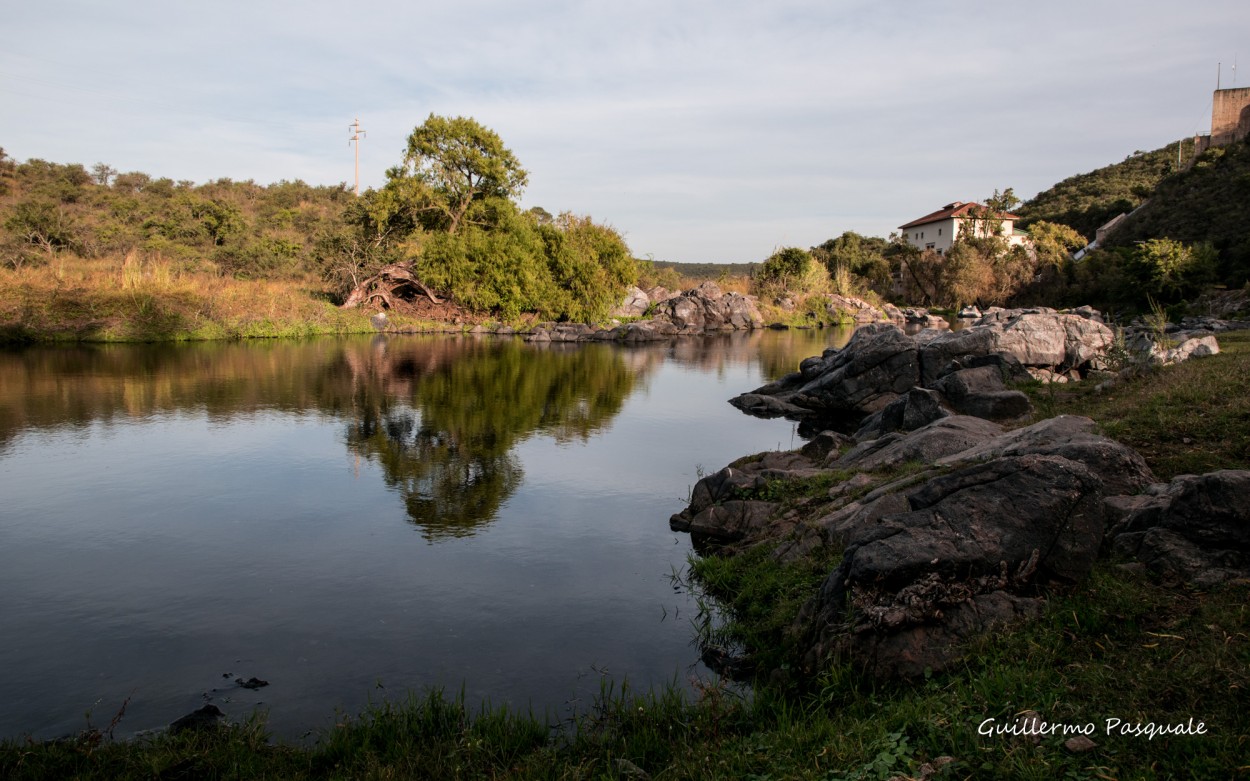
[1211,87,1250,146]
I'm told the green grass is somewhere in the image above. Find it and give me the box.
[1022,329,1250,478]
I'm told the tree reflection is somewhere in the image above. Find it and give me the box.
[0,336,649,540]
[337,337,645,540]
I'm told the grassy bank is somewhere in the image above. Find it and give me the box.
[2,332,1248,779]
[0,255,448,342]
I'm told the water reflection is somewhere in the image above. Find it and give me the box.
[0,328,855,740]
[0,328,843,540]
[340,338,647,539]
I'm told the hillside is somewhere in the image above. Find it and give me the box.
[1106,137,1250,287]
[0,148,351,279]
[652,260,759,279]
[1016,139,1195,239]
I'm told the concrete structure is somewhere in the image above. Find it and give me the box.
[1195,87,1250,154]
[1212,87,1250,146]
[898,201,1029,255]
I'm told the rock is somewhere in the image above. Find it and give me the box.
[788,323,922,414]
[931,365,1032,421]
[1071,305,1104,323]
[1107,470,1250,586]
[648,282,763,332]
[936,415,1155,498]
[169,704,224,734]
[854,387,952,440]
[236,676,269,690]
[921,312,1114,383]
[612,285,650,318]
[823,294,886,323]
[1065,735,1098,753]
[799,430,853,461]
[669,499,779,542]
[957,305,981,318]
[1164,334,1219,364]
[838,415,1004,472]
[802,453,1106,677]
[728,393,809,418]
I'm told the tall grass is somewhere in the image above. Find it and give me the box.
[0,254,396,341]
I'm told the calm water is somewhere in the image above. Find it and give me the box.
[0,328,849,740]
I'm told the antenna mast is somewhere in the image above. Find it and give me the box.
[348,118,367,196]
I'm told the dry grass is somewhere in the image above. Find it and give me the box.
[0,254,390,341]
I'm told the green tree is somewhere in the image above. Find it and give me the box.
[811,231,891,295]
[384,114,529,236]
[1130,238,1218,302]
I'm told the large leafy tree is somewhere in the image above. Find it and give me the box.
[384,114,529,235]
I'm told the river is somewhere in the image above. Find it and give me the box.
[0,328,850,740]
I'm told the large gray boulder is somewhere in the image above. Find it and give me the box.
[837,415,1004,472]
[936,415,1155,498]
[611,285,650,318]
[731,312,1117,430]
[802,453,1106,677]
[920,311,1114,385]
[782,323,922,414]
[1107,470,1250,587]
[650,281,763,332]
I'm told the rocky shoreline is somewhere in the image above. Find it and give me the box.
[670,307,1250,682]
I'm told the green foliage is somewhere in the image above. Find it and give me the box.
[753,247,830,299]
[383,113,529,236]
[2,198,81,265]
[1109,138,1250,289]
[810,232,892,296]
[1027,220,1086,269]
[650,260,760,279]
[0,152,353,278]
[1129,238,1218,301]
[1017,140,1191,238]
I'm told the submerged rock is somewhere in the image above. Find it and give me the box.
[169,704,224,734]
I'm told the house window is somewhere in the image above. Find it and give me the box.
[938,228,942,236]
[926,243,935,250]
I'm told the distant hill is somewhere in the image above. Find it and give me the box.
[652,260,759,279]
[1106,137,1250,286]
[1017,140,1196,240]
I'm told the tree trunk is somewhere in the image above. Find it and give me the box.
[339,263,443,310]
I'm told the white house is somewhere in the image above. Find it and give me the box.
[898,201,1029,255]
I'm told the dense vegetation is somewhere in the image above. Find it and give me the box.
[1015,139,1197,239]
[1106,137,1250,291]
[320,115,637,322]
[0,146,350,279]
[0,116,639,337]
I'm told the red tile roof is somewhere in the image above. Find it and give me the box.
[899,201,1021,230]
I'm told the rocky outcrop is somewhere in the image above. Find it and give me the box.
[611,285,651,318]
[822,294,887,324]
[677,306,1240,683]
[669,410,1193,681]
[1106,470,1250,587]
[650,281,763,332]
[806,453,1106,677]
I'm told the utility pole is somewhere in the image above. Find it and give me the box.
[348,118,366,196]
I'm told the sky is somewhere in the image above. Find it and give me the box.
[2,1,1246,263]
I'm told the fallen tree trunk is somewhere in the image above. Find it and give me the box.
[340,264,443,310]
